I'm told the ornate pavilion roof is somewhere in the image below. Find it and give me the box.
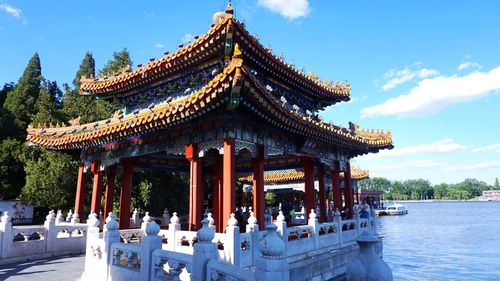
[239,166,369,184]
[26,44,393,154]
[79,10,350,107]
[26,5,393,156]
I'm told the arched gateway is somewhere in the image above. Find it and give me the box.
[25,3,392,233]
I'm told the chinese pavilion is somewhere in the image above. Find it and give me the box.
[26,3,392,233]
[239,166,370,217]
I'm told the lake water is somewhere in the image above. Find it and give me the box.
[378,201,500,280]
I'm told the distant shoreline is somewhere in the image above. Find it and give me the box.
[385,199,499,203]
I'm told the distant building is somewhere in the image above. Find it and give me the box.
[482,190,500,200]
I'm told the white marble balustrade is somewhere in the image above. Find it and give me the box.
[0,210,88,265]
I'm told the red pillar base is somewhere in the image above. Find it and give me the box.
[119,159,134,229]
[186,144,203,231]
[303,157,315,218]
[222,139,236,232]
[74,163,87,220]
[104,166,116,221]
[90,161,104,214]
[252,145,265,230]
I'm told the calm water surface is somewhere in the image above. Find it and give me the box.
[378,201,500,280]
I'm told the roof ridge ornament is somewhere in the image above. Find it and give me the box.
[226,0,234,16]
[213,1,234,25]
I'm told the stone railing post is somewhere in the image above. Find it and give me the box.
[56,210,64,225]
[140,214,162,281]
[163,208,170,226]
[140,212,151,231]
[166,212,180,251]
[207,213,216,231]
[333,208,341,223]
[274,211,288,249]
[83,212,104,281]
[44,210,57,253]
[346,231,393,281]
[255,224,290,281]
[0,212,12,258]
[353,205,360,236]
[308,209,320,249]
[66,209,73,223]
[224,213,240,266]
[192,218,217,281]
[103,213,120,263]
[333,208,342,243]
[246,212,260,265]
[131,208,139,228]
[71,212,80,224]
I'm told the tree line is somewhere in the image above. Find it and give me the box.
[0,50,189,217]
[357,177,500,201]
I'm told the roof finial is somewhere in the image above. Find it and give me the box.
[233,43,242,59]
[226,0,234,15]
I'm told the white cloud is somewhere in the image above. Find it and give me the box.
[362,66,500,118]
[370,160,444,172]
[257,0,310,20]
[362,139,464,160]
[369,159,500,173]
[180,33,194,44]
[458,61,481,71]
[442,161,500,172]
[0,4,21,18]
[471,143,500,153]
[154,43,164,49]
[381,66,439,91]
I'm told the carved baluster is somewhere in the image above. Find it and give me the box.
[125,251,137,268]
[112,248,123,266]
[167,260,185,280]
[154,257,167,278]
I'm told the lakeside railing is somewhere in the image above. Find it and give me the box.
[79,207,376,281]
[0,210,88,265]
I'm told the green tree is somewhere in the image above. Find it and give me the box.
[358,177,391,192]
[99,48,132,76]
[0,82,14,106]
[0,139,26,199]
[73,52,95,88]
[21,148,77,209]
[4,53,42,131]
[433,183,449,199]
[494,177,499,190]
[32,80,63,125]
[265,191,277,206]
[62,52,114,123]
[0,83,18,140]
[128,170,190,216]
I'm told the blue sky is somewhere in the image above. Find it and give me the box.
[1,0,499,185]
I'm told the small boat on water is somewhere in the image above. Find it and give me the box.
[375,203,408,216]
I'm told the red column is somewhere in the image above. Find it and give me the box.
[186,144,203,231]
[212,158,220,232]
[119,159,134,229]
[217,155,224,231]
[318,165,327,222]
[303,157,315,217]
[103,165,116,221]
[223,138,236,231]
[331,160,342,210]
[252,145,265,230]
[74,162,87,220]
[90,161,104,214]
[344,162,354,219]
